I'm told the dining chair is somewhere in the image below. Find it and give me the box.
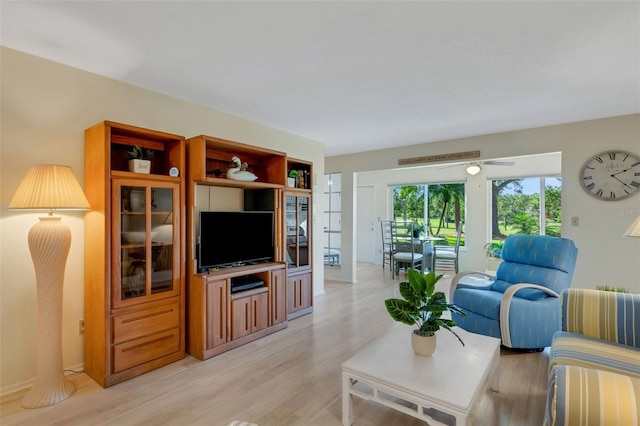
[390,221,423,278]
[380,220,394,273]
[432,221,463,274]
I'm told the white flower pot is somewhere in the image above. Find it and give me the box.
[411,330,436,357]
[129,159,151,174]
[288,177,296,187]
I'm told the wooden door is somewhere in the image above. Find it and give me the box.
[206,279,227,349]
[271,269,286,325]
[231,297,251,340]
[299,273,312,310]
[286,275,299,314]
[252,293,268,333]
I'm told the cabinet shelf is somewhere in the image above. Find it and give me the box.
[111,170,181,182]
[198,176,284,189]
[230,286,268,300]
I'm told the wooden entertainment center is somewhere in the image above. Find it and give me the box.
[84,121,314,385]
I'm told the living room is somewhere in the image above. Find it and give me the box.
[1,2,639,425]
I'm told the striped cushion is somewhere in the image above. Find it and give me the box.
[545,365,640,426]
[549,331,640,378]
[561,289,640,348]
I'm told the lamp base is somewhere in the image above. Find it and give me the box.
[21,217,77,408]
[21,375,76,409]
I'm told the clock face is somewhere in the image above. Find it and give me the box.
[580,150,640,201]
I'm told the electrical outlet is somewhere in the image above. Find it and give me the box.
[79,319,84,335]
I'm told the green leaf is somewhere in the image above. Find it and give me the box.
[384,299,419,326]
[407,269,426,297]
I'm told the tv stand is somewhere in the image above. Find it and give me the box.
[187,262,286,360]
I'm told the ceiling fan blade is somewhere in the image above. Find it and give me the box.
[484,160,515,166]
[438,164,462,170]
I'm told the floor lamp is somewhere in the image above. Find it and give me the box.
[8,165,89,408]
[624,215,640,238]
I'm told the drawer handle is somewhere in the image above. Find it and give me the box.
[121,308,175,324]
[121,333,175,352]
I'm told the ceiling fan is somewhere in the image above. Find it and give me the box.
[441,160,516,175]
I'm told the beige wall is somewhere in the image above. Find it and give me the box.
[0,47,324,393]
[326,114,640,289]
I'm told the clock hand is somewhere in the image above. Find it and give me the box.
[611,174,632,188]
[611,166,637,177]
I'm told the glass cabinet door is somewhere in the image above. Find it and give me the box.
[285,195,298,268]
[114,180,179,306]
[285,194,310,269]
[298,196,309,267]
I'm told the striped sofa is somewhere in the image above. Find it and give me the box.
[544,288,640,426]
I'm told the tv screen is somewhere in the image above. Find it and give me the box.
[198,211,274,270]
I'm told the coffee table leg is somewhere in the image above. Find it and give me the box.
[490,352,500,392]
[342,372,352,425]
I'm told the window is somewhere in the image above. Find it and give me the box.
[392,183,466,246]
[323,173,341,266]
[490,177,562,241]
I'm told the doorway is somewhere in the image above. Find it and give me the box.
[356,185,376,263]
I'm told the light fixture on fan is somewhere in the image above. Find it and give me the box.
[466,163,482,175]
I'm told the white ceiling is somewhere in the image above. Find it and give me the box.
[1,1,638,156]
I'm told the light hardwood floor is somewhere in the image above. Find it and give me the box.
[1,263,549,425]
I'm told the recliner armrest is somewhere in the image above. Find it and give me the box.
[450,271,495,301]
[500,283,560,348]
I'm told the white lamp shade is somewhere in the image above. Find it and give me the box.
[9,165,89,211]
[623,215,640,238]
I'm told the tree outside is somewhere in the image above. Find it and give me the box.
[393,183,466,246]
[491,177,562,241]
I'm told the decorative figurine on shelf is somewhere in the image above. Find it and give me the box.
[226,156,258,181]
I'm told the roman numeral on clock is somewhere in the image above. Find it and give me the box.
[609,152,616,160]
[585,183,595,190]
[596,189,604,197]
[632,181,640,188]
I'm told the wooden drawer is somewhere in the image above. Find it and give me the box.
[112,302,180,344]
[112,328,180,373]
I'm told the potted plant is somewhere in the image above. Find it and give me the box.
[288,170,298,187]
[412,222,424,238]
[127,145,154,174]
[385,269,466,356]
[484,241,503,272]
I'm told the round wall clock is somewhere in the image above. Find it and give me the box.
[580,150,640,201]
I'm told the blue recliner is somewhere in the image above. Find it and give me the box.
[449,234,578,350]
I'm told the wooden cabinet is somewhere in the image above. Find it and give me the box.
[271,268,287,326]
[187,264,287,360]
[84,121,185,387]
[231,289,268,340]
[284,159,313,319]
[287,272,313,319]
[205,278,227,349]
[185,135,314,359]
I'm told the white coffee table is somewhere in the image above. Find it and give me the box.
[342,324,500,425]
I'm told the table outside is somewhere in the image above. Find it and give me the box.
[342,324,500,426]
[420,237,445,272]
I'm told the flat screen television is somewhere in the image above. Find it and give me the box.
[198,211,274,270]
